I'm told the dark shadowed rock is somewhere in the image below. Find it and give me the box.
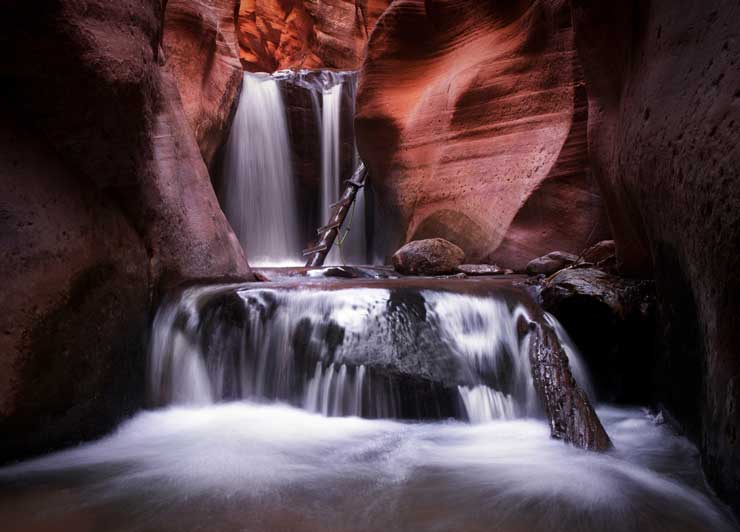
[539,268,655,403]
[392,239,465,276]
[526,251,580,276]
[1,0,250,462]
[571,0,740,513]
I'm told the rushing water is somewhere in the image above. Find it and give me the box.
[147,282,557,421]
[0,403,735,532]
[1,280,736,531]
[220,72,301,265]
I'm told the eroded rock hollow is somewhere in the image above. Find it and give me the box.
[355,0,609,268]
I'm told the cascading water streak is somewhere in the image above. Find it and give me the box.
[321,82,343,225]
[220,72,301,265]
[147,282,590,423]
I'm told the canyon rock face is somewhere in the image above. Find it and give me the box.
[571,0,740,513]
[163,0,244,167]
[355,0,609,269]
[1,0,250,461]
[238,0,391,72]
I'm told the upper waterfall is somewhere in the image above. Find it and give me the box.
[220,72,302,266]
[218,70,370,267]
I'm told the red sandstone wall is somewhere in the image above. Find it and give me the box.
[571,0,740,514]
[164,0,245,167]
[1,0,251,460]
[355,0,609,268]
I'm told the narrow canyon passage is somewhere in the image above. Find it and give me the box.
[3,0,740,530]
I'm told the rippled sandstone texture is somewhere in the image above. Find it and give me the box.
[571,0,740,514]
[1,0,250,461]
[163,0,244,167]
[355,0,609,268]
[238,0,391,72]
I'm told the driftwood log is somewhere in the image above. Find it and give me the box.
[304,162,367,268]
[526,318,613,451]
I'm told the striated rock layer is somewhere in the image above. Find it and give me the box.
[571,0,740,514]
[238,0,391,71]
[355,0,609,268]
[164,0,244,167]
[1,0,251,461]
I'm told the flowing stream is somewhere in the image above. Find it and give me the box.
[0,279,736,532]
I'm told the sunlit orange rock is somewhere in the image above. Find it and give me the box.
[355,0,609,269]
[238,0,391,72]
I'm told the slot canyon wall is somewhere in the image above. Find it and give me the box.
[163,0,244,168]
[355,0,610,268]
[354,0,740,512]
[0,0,251,461]
[238,0,391,72]
[571,0,740,514]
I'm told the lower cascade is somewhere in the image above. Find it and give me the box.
[148,284,571,422]
[1,280,737,531]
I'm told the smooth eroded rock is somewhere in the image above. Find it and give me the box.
[2,0,251,461]
[163,0,243,167]
[356,0,609,269]
[392,238,465,276]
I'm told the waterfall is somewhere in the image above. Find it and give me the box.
[458,385,516,422]
[148,283,595,423]
[321,82,342,225]
[220,72,301,266]
[274,69,369,264]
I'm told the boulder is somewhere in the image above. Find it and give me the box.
[526,251,579,276]
[392,239,465,276]
[571,0,740,513]
[356,0,610,269]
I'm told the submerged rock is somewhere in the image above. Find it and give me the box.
[457,264,510,276]
[392,238,465,276]
[526,251,579,276]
